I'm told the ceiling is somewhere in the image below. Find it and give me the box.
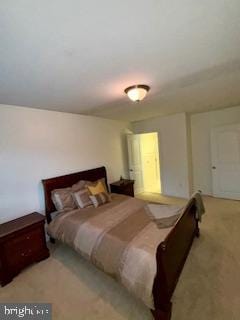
[1,0,240,122]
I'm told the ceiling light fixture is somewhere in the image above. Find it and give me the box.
[124,84,150,102]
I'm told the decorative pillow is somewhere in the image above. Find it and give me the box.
[51,188,77,211]
[89,192,111,208]
[72,189,93,209]
[71,180,87,192]
[87,179,108,195]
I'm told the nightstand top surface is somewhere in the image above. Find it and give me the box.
[0,212,45,239]
[110,179,134,187]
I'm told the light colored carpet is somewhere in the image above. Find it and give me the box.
[1,194,240,320]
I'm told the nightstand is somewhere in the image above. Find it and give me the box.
[0,212,49,286]
[110,179,135,197]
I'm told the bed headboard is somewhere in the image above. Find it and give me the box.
[42,166,108,223]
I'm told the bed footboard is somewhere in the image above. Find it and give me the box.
[152,198,198,320]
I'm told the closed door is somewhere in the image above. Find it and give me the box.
[127,134,143,194]
[211,124,240,200]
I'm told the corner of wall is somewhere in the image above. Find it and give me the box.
[185,113,194,195]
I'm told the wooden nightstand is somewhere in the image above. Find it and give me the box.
[110,179,135,197]
[0,212,49,286]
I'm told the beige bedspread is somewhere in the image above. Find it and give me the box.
[47,194,176,308]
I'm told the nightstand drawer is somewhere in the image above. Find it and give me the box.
[4,227,44,268]
[121,185,134,196]
[0,213,49,286]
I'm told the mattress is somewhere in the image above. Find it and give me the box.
[47,194,177,308]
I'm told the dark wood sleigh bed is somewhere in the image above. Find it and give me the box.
[42,166,199,320]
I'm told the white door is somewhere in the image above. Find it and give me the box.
[127,134,144,194]
[211,124,240,200]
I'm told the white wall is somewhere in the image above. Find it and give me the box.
[0,105,129,223]
[132,113,190,198]
[191,105,240,195]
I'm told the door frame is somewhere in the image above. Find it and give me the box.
[127,134,144,194]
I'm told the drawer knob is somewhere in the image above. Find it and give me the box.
[21,253,25,257]
[26,236,30,240]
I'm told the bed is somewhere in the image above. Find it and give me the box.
[42,166,200,320]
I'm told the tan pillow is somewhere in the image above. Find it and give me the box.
[51,188,77,211]
[71,180,87,192]
[72,189,93,208]
[87,179,108,195]
[89,192,111,208]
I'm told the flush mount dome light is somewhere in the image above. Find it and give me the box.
[124,85,150,102]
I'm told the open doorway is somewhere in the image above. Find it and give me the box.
[127,132,161,195]
[141,132,161,193]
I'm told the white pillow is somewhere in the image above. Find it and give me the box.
[72,189,93,208]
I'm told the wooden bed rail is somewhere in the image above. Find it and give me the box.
[152,198,199,320]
